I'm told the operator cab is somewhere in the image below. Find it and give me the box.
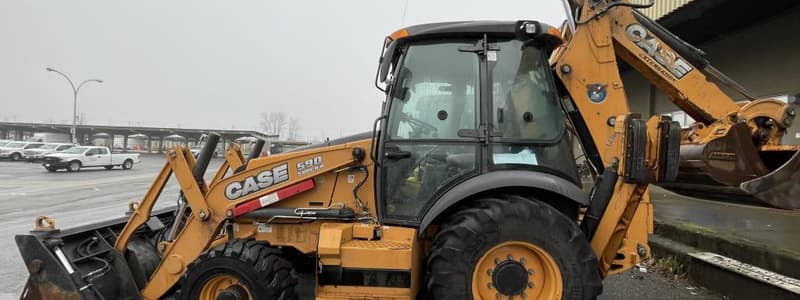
[375,21,580,224]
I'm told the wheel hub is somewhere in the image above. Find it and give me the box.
[216,285,248,300]
[199,274,251,300]
[472,241,563,299]
[492,261,529,295]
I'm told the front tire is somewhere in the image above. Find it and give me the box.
[46,167,57,172]
[426,195,602,300]
[178,239,297,300]
[10,153,21,161]
[67,161,81,172]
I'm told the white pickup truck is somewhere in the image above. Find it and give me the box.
[41,146,141,172]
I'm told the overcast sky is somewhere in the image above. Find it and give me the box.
[0,0,566,141]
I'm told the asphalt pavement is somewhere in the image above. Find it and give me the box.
[0,155,722,299]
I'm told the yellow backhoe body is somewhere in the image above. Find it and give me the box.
[14,1,798,300]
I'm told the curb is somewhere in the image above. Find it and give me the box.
[649,221,800,300]
[654,220,800,279]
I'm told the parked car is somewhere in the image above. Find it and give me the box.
[28,132,71,143]
[24,143,75,162]
[190,146,219,158]
[41,146,141,172]
[0,142,45,161]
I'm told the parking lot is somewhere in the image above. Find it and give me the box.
[0,155,223,297]
[0,155,720,299]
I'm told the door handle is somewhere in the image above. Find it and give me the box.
[384,150,411,160]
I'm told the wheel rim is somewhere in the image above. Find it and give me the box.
[472,241,562,300]
[125,161,131,168]
[198,274,251,300]
[70,162,78,171]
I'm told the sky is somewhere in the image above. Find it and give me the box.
[0,0,566,141]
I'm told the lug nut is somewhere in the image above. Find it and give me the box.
[507,254,513,260]
[487,269,493,275]
[520,257,527,265]
[488,282,494,289]
[521,292,528,299]
[528,282,535,288]
[494,258,501,265]
[528,269,535,275]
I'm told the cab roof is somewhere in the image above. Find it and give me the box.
[387,20,563,48]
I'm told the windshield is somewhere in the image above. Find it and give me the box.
[491,39,563,142]
[61,147,89,154]
[6,142,25,148]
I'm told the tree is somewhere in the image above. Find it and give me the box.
[260,112,287,137]
[286,118,300,141]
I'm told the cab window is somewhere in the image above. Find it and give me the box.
[491,40,563,142]
[489,40,578,182]
[387,42,479,140]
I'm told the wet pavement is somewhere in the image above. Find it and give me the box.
[650,185,800,259]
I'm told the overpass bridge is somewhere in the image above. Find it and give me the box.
[0,122,282,153]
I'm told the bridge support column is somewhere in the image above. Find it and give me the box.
[123,135,129,152]
[146,137,152,154]
[159,136,166,153]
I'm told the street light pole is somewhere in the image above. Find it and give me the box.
[46,67,103,145]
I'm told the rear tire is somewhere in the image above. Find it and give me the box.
[67,161,81,172]
[122,159,133,170]
[178,239,297,300]
[10,153,21,161]
[426,194,602,300]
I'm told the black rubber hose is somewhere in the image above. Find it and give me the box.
[193,133,220,184]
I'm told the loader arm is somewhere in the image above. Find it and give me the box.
[557,0,800,209]
[104,134,366,299]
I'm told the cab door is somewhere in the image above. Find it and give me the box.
[94,148,110,166]
[378,40,484,224]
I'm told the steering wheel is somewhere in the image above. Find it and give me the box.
[401,112,438,137]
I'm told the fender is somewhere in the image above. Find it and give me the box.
[418,170,588,235]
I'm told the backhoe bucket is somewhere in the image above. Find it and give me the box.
[741,149,800,209]
[661,123,800,209]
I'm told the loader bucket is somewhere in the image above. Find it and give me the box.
[15,208,175,299]
[661,123,800,209]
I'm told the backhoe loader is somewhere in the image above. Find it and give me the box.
[14,1,799,299]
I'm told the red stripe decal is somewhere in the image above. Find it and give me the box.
[232,179,315,217]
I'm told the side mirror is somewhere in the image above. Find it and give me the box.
[375,40,399,93]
